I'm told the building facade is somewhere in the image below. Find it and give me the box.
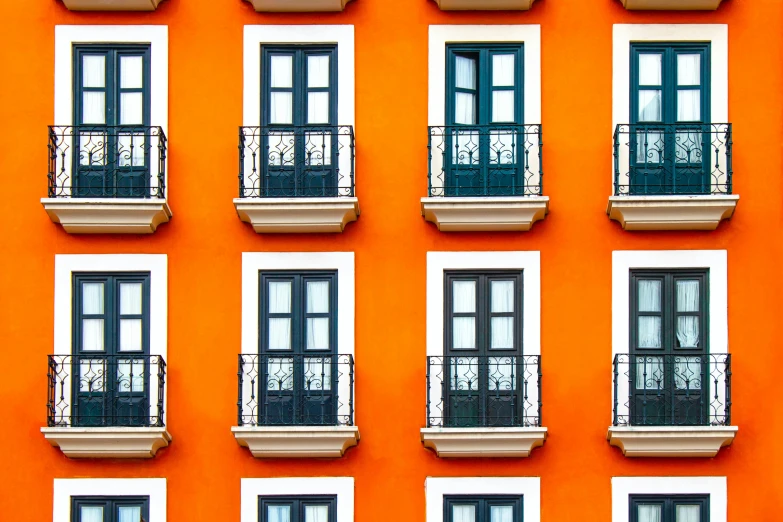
[0,0,780,520]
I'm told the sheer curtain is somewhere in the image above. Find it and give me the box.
[304,357,331,391]
[490,506,513,522]
[118,506,141,522]
[304,505,329,522]
[454,56,476,125]
[79,507,103,522]
[452,506,476,522]
[676,505,701,522]
[267,506,292,522]
[307,55,330,125]
[676,280,700,348]
[491,54,515,123]
[452,281,476,350]
[268,281,292,351]
[490,281,514,349]
[637,280,662,348]
[82,282,105,352]
[638,505,662,522]
[677,54,701,122]
[636,356,664,390]
[120,282,143,352]
[307,281,330,350]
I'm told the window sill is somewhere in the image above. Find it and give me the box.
[420,427,547,458]
[234,197,359,233]
[606,195,738,231]
[607,426,737,457]
[41,426,171,458]
[620,0,723,10]
[231,425,360,458]
[41,198,172,234]
[60,0,164,10]
[421,196,549,232]
[245,0,353,10]
[433,0,536,10]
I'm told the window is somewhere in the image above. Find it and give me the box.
[630,43,710,194]
[72,272,151,427]
[261,45,338,197]
[630,495,708,522]
[630,270,708,425]
[444,496,523,522]
[73,496,149,522]
[73,45,152,198]
[259,496,336,522]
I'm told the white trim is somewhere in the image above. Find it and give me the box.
[53,478,166,522]
[612,476,726,522]
[241,477,354,522]
[54,254,168,423]
[425,477,540,522]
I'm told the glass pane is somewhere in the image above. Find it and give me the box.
[82,55,106,88]
[489,130,516,165]
[268,131,295,166]
[307,281,330,313]
[492,54,515,87]
[79,506,104,522]
[676,504,701,522]
[304,358,332,391]
[455,56,476,90]
[677,280,700,311]
[82,282,104,314]
[120,92,144,125]
[490,505,514,522]
[492,90,515,123]
[308,55,330,88]
[80,132,107,166]
[79,360,105,392]
[488,357,516,391]
[82,319,105,352]
[308,92,330,124]
[638,316,662,348]
[268,318,291,350]
[452,281,476,313]
[452,505,476,522]
[82,92,106,124]
[678,90,701,121]
[117,133,146,167]
[455,92,476,125]
[452,317,476,349]
[267,505,292,522]
[491,317,514,349]
[270,55,293,88]
[118,506,142,522]
[120,282,143,314]
[678,54,701,86]
[269,281,292,314]
[639,54,662,85]
[266,358,294,391]
[307,318,330,350]
[305,132,331,166]
[120,55,144,89]
[674,356,702,390]
[270,92,293,124]
[638,504,662,522]
[120,319,143,351]
[675,131,703,164]
[491,280,514,313]
[638,280,661,312]
[636,357,664,390]
[638,90,662,122]
[450,358,478,390]
[636,130,664,164]
[676,317,700,348]
[118,359,145,393]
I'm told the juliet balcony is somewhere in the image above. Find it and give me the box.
[421,124,549,232]
[231,354,359,458]
[234,126,359,233]
[41,355,171,458]
[607,123,738,231]
[41,125,171,234]
[608,353,737,457]
[421,355,546,458]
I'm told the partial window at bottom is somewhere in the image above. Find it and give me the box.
[630,495,709,522]
[73,497,149,522]
[444,496,523,522]
[260,496,336,522]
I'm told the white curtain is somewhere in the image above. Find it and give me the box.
[638,505,662,522]
[636,356,664,390]
[491,317,513,349]
[270,92,293,124]
[268,318,291,350]
[120,282,143,352]
[637,280,662,348]
[676,505,701,522]
[120,55,143,89]
[452,281,476,350]
[82,282,105,352]
[492,54,515,87]
[674,356,702,390]
[307,281,329,313]
[83,55,105,88]
[267,506,292,522]
[120,318,142,351]
[308,92,330,124]
[452,505,476,522]
[678,90,700,121]
[636,129,664,164]
[120,92,143,125]
[304,358,331,390]
[455,56,476,125]
[79,507,103,522]
[305,505,329,522]
[639,54,662,85]
[308,55,330,88]
[271,55,293,88]
[488,357,516,391]
[307,281,330,350]
[79,359,105,392]
[489,131,516,165]
[267,358,294,391]
[83,282,104,314]
[491,281,514,312]
[117,359,145,393]
[678,54,701,85]
[117,133,146,167]
[451,358,478,391]
[676,280,700,347]
[268,281,292,350]
[305,132,332,166]
[82,92,106,124]
[270,282,292,313]
[453,129,480,165]
[490,506,514,522]
[638,90,662,122]
[492,91,514,123]
[82,55,105,125]
[118,506,141,522]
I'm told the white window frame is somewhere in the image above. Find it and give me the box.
[54,254,168,425]
[611,250,728,421]
[612,476,726,522]
[54,25,169,196]
[54,478,166,522]
[241,477,354,522]
[426,477,541,522]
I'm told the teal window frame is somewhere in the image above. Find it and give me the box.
[444,495,523,522]
[629,495,709,522]
[72,496,149,522]
[259,495,337,522]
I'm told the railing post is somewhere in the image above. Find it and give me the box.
[427,128,433,198]
[537,125,544,196]
[238,127,246,198]
[613,125,620,196]
[725,353,732,425]
[612,354,619,426]
[536,355,542,428]
[237,354,244,426]
[425,357,431,428]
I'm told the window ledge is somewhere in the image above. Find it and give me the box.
[607,426,737,457]
[234,197,359,233]
[60,0,164,10]
[620,0,723,10]
[245,0,353,11]
[607,195,738,231]
[421,196,549,232]
[231,425,360,458]
[41,427,171,458]
[41,198,172,234]
[433,0,536,10]
[420,427,547,458]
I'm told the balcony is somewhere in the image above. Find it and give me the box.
[608,123,738,231]
[421,125,549,232]
[60,0,165,10]
[41,126,171,234]
[618,0,724,10]
[234,126,359,233]
[432,0,537,10]
[244,0,353,11]
[41,355,171,459]
[421,355,546,458]
[232,354,359,458]
[608,354,737,457]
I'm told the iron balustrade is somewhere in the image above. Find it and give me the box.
[237,354,355,427]
[48,125,167,199]
[426,355,542,428]
[613,123,732,196]
[46,355,166,428]
[612,353,731,427]
[427,124,543,197]
[238,125,355,198]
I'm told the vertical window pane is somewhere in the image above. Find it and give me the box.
[676,317,700,348]
[307,92,330,124]
[636,130,664,164]
[452,281,476,313]
[455,56,476,90]
[269,281,292,314]
[79,506,104,522]
[450,357,478,390]
[677,54,701,85]
[120,55,144,89]
[676,280,700,311]
[304,132,332,166]
[120,282,143,314]
[492,54,515,87]
[674,356,702,390]
[82,55,106,88]
[117,133,146,167]
[307,318,330,350]
[639,54,662,85]
[490,505,514,522]
[676,504,701,522]
[307,281,330,313]
[121,92,144,125]
[267,505,292,522]
[268,318,291,350]
[452,505,476,522]
[82,319,105,352]
[270,55,293,88]
[118,506,142,522]
[308,55,330,88]
[266,358,294,391]
[82,283,104,314]
[638,280,662,312]
[638,317,662,348]
[491,317,514,349]
[677,90,701,121]
[488,357,516,391]
[452,317,476,349]
[305,505,329,522]
[638,90,662,122]
[304,358,332,391]
[120,319,143,351]
[636,357,664,390]
[79,359,105,392]
[491,280,514,313]
[118,359,145,392]
[455,92,476,125]
[270,92,293,124]
[491,91,515,123]
[82,92,106,124]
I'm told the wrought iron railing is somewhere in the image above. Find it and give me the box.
[427,124,543,197]
[613,353,731,427]
[47,355,166,428]
[426,355,542,428]
[238,125,355,198]
[48,125,167,198]
[237,354,354,427]
[613,123,732,196]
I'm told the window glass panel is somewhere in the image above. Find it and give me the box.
[307,92,330,124]
[490,317,514,349]
[307,281,330,313]
[638,316,662,348]
[637,505,662,522]
[82,92,106,124]
[120,319,143,351]
[82,319,105,352]
[120,282,143,315]
[491,91,515,123]
[80,132,108,166]
[118,359,145,392]
[270,55,294,89]
[79,359,106,392]
[488,357,516,391]
[490,505,514,522]
[268,318,291,350]
[638,280,662,312]
[676,504,701,522]
[452,505,476,522]
[452,281,476,313]
[308,55,330,88]
[638,90,662,122]
[304,358,332,390]
[304,133,332,166]
[450,357,478,390]
[307,318,330,350]
[270,92,293,124]
[491,280,514,313]
[677,90,701,121]
[83,282,105,314]
[79,506,104,522]
[120,55,144,89]
[677,54,701,86]
[305,505,330,522]
[636,356,664,389]
[452,317,476,349]
[269,281,292,314]
[492,54,515,87]
[117,133,146,167]
[636,130,664,164]
[455,92,476,125]
[267,358,294,391]
[120,92,144,125]
[82,55,106,88]
[455,56,477,90]
[489,131,516,165]
[674,356,702,390]
[676,317,700,348]
[639,54,662,85]
[118,506,142,522]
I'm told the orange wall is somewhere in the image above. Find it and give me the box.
[0,0,781,519]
